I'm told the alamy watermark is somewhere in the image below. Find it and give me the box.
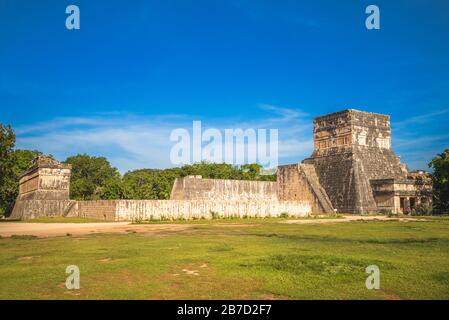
[170,121,278,172]
[64,5,380,31]
[65,265,80,290]
[365,5,380,30]
[365,265,380,290]
[66,5,80,30]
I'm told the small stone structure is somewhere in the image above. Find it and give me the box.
[15,156,71,201]
[10,109,433,220]
[11,156,76,219]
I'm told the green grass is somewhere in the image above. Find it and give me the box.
[1,218,449,299]
[131,214,342,225]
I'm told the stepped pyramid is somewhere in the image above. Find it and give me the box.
[279,109,432,214]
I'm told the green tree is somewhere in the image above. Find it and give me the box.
[122,162,275,200]
[98,178,129,200]
[0,124,16,215]
[0,124,40,215]
[65,154,121,200]
[123,169,179,200]
[429,149,449,213]
[12,149,42,176]
[241,163,264,180]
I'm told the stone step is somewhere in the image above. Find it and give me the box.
[299,164,334,213]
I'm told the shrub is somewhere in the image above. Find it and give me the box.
[387,211,396,218]
[414,202,433,216]
[279,212,289,218]
[210,210,220,219]
[379,209,393,216]
[11,235,37,240]
[133,218,143,224]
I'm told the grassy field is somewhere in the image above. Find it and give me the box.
[1,217,449,299]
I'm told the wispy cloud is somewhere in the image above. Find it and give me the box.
[16,105,446,173]
[259,104,309,122]
[392,107,449,128]
[392,108,449,170]
[15,105,313,173]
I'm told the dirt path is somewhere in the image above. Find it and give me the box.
[0,222,192,238]
[0,215,425,238]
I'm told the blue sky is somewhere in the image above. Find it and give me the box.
[1,0,448,173]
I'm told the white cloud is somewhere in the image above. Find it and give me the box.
[15,106,313,173]
[392,107,449,128]
[391,108,449,170]
[15,106,447,173]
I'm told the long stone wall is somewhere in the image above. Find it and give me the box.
[114,200,310,221]
[12,199,311,221]
[77,200,117,221]
[170,176,278,201]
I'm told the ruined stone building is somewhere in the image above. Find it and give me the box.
[278,109,432,214]
[11,109,432,220]
[11,156,76,218]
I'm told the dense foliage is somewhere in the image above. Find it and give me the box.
[0,124,40,215]
[64,158,276,201]
[429,149,449,213]
[64,154,123,200]
[121,162,275,200]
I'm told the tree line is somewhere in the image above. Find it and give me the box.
[65,154,274,201]
[1,123,448,215]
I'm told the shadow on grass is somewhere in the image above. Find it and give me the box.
[239,253,395,275]
[253,233,446,245]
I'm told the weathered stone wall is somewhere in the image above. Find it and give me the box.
[11,200,73,220]
[53,199,311,221]
[170,176,278,201]
[78,200,117,220]
[11,156,73,219]
[11,198,311,221]
[114,200,311,221]
[303,153,362,213]
[351,110,391,149]
[16,157,71,201]
[312,109,392,156]
[17,168,71,201]
[313,110,353,156]
[277,163,333,213]
[354,147,407,181]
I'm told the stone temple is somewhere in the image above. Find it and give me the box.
[278,109,432,214]
[11,109,432,220]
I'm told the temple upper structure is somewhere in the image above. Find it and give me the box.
[278,109,432,214]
